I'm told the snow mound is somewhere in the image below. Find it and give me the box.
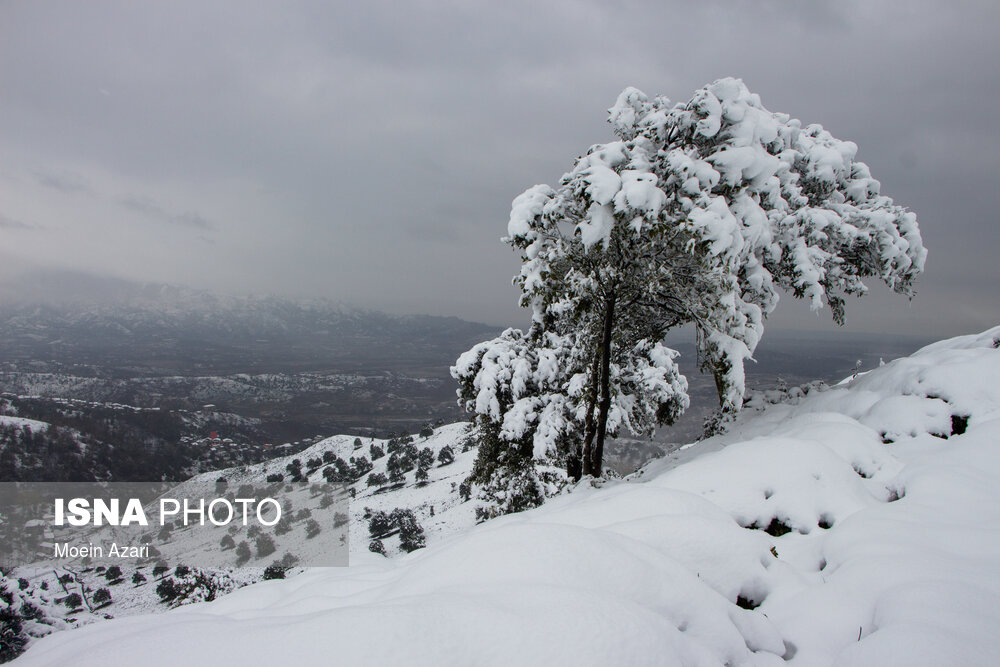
[14,326,1000,666]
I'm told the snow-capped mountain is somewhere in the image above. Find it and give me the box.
[11,326,1000,666]
[0,276,498,375]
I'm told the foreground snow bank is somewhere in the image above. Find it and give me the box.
[15,327,1000,666]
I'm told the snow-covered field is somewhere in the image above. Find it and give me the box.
[13,326,1000,666]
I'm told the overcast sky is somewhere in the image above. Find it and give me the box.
[1,0,998,338]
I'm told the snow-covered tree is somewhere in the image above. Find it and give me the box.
[391,509,426,553]
[415,464,429,485]
[436,445,455,466]
[255,534,276,558]
[367,511,392,539]
[234,541,251,565]
[91,588,111,607]
[366,471,388,488]
[454,77,925,483]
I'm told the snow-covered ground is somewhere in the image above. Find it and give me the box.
[166,422,479,563]
[13,326,1000,666]
[8,422,478,630]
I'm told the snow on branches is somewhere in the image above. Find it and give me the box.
[453,329,688,463]
[505,77,924,414]
[456,77,925,483]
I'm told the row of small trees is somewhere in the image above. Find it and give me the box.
[366,445,455,490]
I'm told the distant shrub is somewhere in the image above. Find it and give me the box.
[155,578,178,603]
[437,445,455,466]
[367,511,392,539]
[255,534,276,558]
[92,588,112,606]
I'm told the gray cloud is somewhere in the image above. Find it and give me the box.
[32,168,89,194]
[120,195,214,230]
[0,0,997,338]
[0,214,41,231]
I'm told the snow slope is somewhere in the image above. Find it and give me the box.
[163,422,479,563]
[5,422,478,647]
[14,326,1000,666]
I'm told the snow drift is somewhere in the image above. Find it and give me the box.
[14,327,1000,666]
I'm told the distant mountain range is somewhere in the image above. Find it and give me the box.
[0,275,499,376]
[0,270,934,445]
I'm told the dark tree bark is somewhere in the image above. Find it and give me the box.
[591,291,616,476]
[578,346,601,481]
[581,292,616,478]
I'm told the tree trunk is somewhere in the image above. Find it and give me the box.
[581,292,616,478]
[578,345,601,481]
[590,292,616,477]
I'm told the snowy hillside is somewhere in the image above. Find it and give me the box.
[5,422,478,636]
[13,326,1000,666]
[170,421,479,561]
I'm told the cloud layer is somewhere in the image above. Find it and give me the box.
[1,0,997,336]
